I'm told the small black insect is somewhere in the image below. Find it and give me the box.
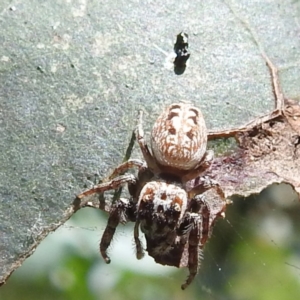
[173,32,190,70]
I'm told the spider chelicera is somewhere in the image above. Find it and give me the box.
[76,102,230,289]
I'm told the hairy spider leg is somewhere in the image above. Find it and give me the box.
[100,198,134,263]
[188,177,229,235]
[76,174,139,263]
[134,220,144,259]
[190,195,212,246]
[76,174,136,201]
[108,159,146,179]
[180,179,228,289]
[199,203,211,246]
[181,212,203,290]
[112,130,137,203]
[188,176,225,200]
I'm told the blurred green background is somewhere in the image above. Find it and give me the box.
[1,184,300,300]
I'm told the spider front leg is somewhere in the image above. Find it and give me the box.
[76,174,136,203]
[100,197,135,263]
[180,212,203,290]
[189,181,230,244]
[134,220,144,259]
[181,189,226,290]
[188,175,225,200]
[108,159,147,179]
[76,174,138,263]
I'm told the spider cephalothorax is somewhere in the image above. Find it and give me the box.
[77,102,229,289]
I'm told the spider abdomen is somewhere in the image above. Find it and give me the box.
[151,103,207,170]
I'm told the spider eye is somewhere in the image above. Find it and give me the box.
[161,192,167,200]
[173,203,181,211]
[157,204,164,213]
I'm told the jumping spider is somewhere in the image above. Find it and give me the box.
[77,103,229,289]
